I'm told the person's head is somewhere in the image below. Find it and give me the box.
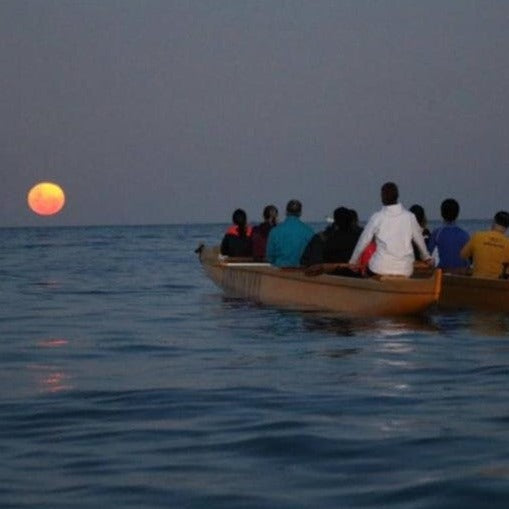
[286,199,302,217]
[381,182,399,206]
[232,208,247,226]
[494,210,509,230]
[333,207,352,231]
[263,204,278,225]
[232,208,248,236]
[348,208,359,228]
[441,198,460,223]
[409,204,427,228]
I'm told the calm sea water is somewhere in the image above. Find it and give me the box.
[2,221,509,508]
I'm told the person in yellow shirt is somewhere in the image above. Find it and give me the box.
[461,211,509,278]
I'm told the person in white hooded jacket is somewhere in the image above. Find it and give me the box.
[349,182,432,277]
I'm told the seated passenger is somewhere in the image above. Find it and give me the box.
[409,204,431,261]
[460,211,509,278]
[301,207,362,267]
[220,208,253,257]
[428,198,469,271]
[349,182,431,277]
[266,199,314,267]
[251,205,278,261]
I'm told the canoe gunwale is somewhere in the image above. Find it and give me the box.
[217,262,439,296]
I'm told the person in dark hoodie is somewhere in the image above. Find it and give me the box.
[220,208,253,257]
[301,207,362,267]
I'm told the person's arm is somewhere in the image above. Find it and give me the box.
[349,215,377,265]
[427,229,437,253]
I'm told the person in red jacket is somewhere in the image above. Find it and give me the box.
[220,209,253,257]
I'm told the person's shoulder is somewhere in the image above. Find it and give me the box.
[309,232,324,243]
[251,223,262,235]
[293,217,313,230]
[366,209,384,226]
[303,222,315,236]
[405,209,419,223]
[458,226,470,240]
[225,225,237,235]
[268,223,280,235]
[452,224,469,235]
[364,209,381,223]
[469,230,483,242]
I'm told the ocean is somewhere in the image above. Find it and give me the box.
[1,221,509,508]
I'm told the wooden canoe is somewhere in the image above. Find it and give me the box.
[198,246,442,317]
[440,273,509,312]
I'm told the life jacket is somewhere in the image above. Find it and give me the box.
[225,225,253,237]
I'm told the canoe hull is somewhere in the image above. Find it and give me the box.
[440,274,509,312]
[199,247,441,317]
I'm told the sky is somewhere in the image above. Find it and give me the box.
[1,0,508,227]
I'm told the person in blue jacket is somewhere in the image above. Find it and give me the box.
[266,199,314,267]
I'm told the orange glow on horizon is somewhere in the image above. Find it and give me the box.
[27,182,66,216]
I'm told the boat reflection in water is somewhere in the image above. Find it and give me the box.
[301,312,438,337]
[431,309,509,338]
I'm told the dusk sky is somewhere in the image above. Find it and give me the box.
[2,1,508,227]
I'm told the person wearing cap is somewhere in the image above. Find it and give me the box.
[349,182,432,277]
[266,199,314,267]
[460,211,509,278]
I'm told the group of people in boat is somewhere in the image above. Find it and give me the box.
[220,182,509,279]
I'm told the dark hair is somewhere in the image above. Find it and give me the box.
[333,207,352,231]
[409,204,426,228]
[381,182,399,206]
[494,210,509,229]
[286,199,302,217]
[232,208,248,237]
[263,204,278,221]
[348,208,358,224]
[441,198,459,222]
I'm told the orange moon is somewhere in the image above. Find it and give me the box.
[27,182,66,216]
